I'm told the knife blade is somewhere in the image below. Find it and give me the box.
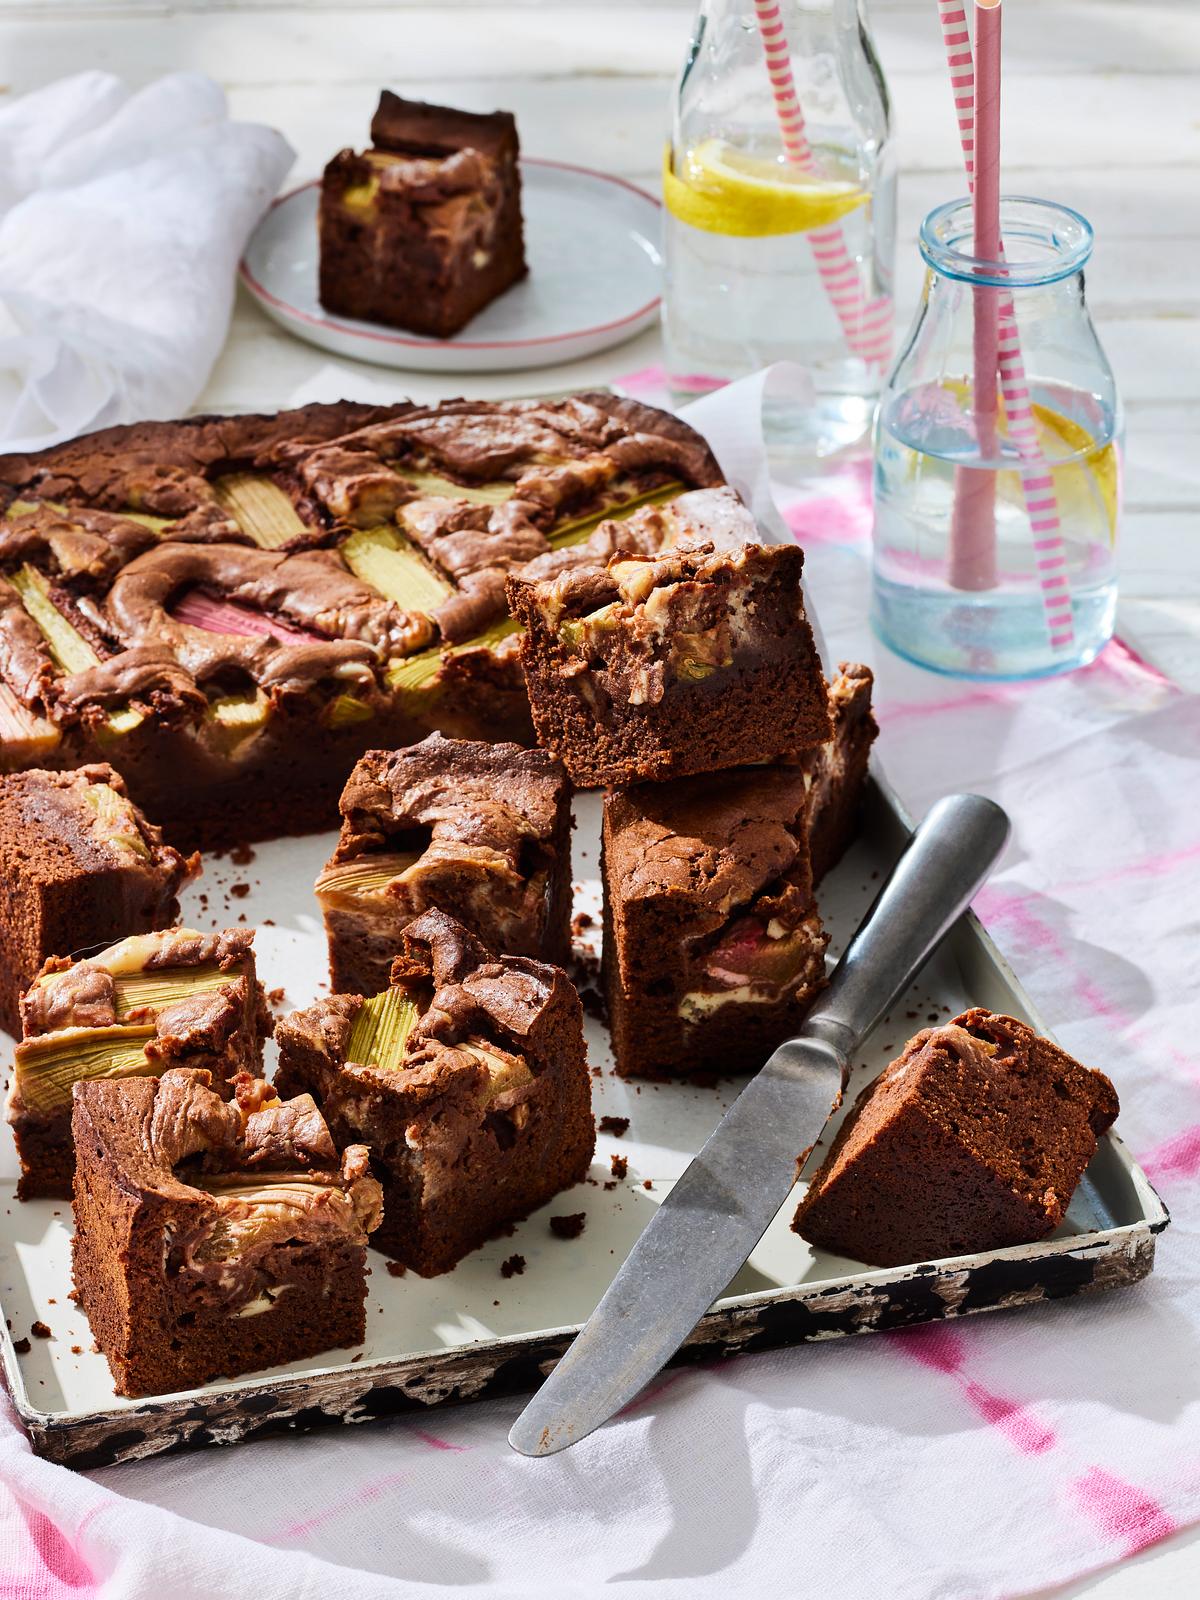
[508,791,1010,1457]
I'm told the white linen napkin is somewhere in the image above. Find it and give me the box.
[0,71,294,453]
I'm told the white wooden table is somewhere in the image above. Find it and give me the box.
[2,2,1198,1594]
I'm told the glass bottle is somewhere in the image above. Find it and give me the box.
[662,0,897,464]
[871,196,1122,680]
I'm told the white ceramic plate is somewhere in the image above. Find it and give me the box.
[240,160,663,373]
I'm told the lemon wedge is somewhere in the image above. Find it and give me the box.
[663,141,869,237]
[1030,403,1119,543]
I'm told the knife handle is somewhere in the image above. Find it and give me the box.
[804,792,1010,1059]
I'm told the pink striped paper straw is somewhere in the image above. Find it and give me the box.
[936,0,1075,647]
[753,0,892,370]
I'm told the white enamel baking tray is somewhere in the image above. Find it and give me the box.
[0,777,1167,1467]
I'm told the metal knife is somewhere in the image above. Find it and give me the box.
[508,791,1011,1457]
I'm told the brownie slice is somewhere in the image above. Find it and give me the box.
[792,1009,1120,1267]
[603,765,829,1080]
[7,928,270,1199]
[275,908,594,1275]
[800,663,878,884]
[317,732,571,995]
[319,93,526,337]
[507,541,831,788]
[0,764,198,1037]
[72,1068,383,1396]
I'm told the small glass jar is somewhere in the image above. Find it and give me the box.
[663,0,897,464]
[871,196,1121,679]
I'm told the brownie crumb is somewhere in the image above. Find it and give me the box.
[603,1180,617,1191]
[500,1254,526,1278]
[571,911,594,935]
[599,1115,630,1138]
[70,1345,82,1355]
[610,1154,628,1180]
[642,1179,654,1191]
[231,843,256,866]
[268,987,286,1008]
[230,882,250,899]
[927,1012,940,1023]
[385,1261,406,1278]
[30,1321,51,1339]
[550,1213,586,1240]
[12,1338,30,1354]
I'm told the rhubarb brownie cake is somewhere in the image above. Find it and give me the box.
[0,395,721,844]
[0,764,198,1038]
[320,93,526,337]
[602,766,829,1080]
[798,663,877,883]
[72,1068,383,1396]
[317,732,571,996]
[275,908,593,1275]
[7,928,270,1199]
[792,1009,1120,1267]
[507,541,830,787]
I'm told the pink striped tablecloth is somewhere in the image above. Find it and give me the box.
[3,371,1199,1600]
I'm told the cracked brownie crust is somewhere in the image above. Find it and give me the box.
[275,908,594,1276]
[72,1067,383,1396]
[319,732,571,995]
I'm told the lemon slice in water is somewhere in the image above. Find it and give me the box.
[662,141,869,238]
[1030,403,1120,543]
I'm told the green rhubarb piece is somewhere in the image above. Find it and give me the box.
[315,851,418,914]
[322,692,375,730]
[0,682,60,761]
[347,987,420,1070]
[213,474,308,550]
[547,482,685,549]
[9,565,101,675]
[386,616,521,694]
[559,601,619,653]
[13,1025,157,1118]
[207,690,270,743]
[340,524,451,611]
[402,471,515,506]
[112,963,232,1019]
[84,781,149,860]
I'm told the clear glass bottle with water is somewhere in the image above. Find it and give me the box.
[663,0,896,464]
[872,196,1121,679]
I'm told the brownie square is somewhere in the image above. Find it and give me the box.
[7,928,270,1199]
[317,732,571,996]
[0,395,722,848]
[319,93,526,337]
[602,765,829,1080]
[0,764,198,1038]
[792,1009,1120,1267]
[507,541,831,788]
[71,1068,383,1396]
[799,663,878,884]
[275,908,594,1275]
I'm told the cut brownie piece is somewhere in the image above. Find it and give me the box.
[319,93,526,337]
[602,766,829,1079]
[72,1068,383,1396]
[800,663,878,884]
[507,541,830,787]
[7,928,269,1200]
[317,732,571,996]
[275,908,594,1275]
[792,1009,1120,1267]
[0,764,198,1037]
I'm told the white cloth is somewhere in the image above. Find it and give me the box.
[0,71,293,452]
